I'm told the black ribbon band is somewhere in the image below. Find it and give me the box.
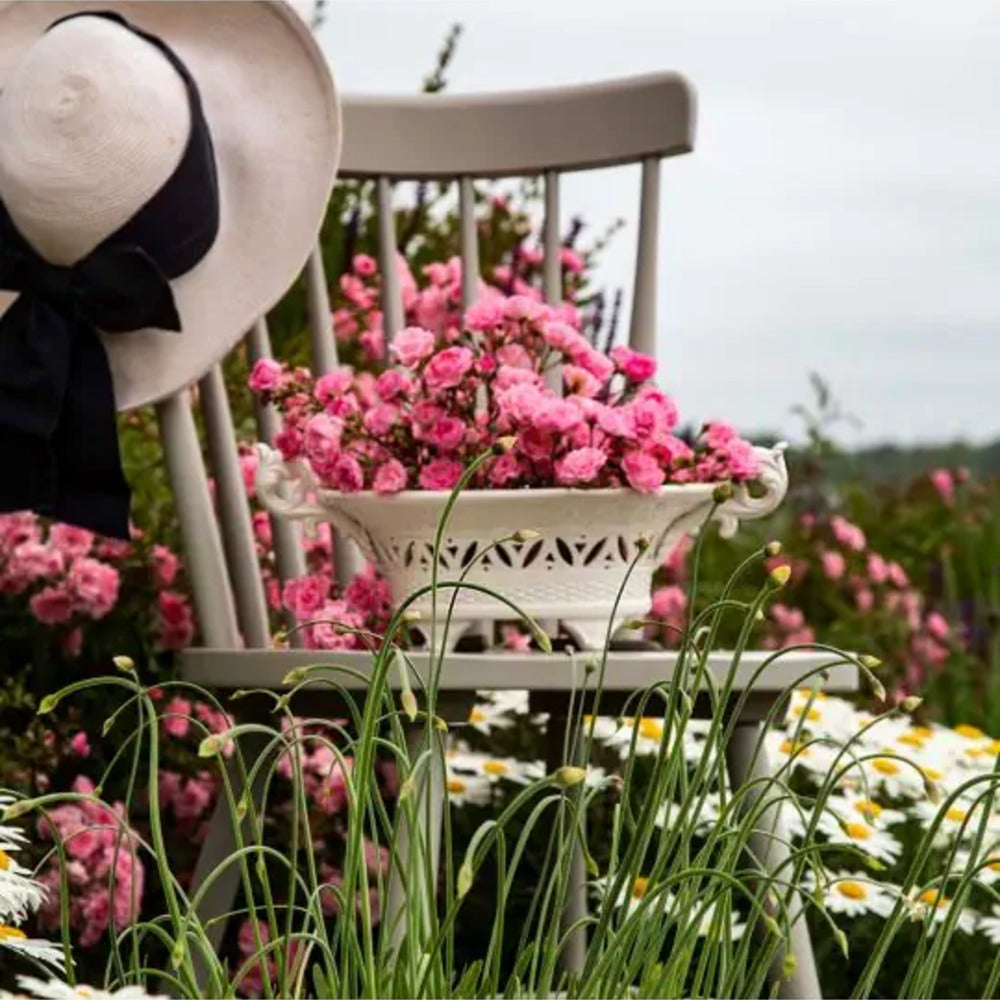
[0,10,220,539]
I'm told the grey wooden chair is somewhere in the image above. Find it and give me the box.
[167,73,852,997]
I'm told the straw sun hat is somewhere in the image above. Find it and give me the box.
[0,2,341,538]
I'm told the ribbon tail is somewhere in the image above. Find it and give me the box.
[51,322,131,540]
[0,296,69,520]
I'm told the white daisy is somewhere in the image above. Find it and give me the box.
[841,753,927,800]
[802,869,897,919]
[819,813,903,864]
[913,798,995,847]
[0,847,46,925]
[444,771,492,807]
[824,791,908,830]
[0,926,66,971]
[464,700,517,735]
[446,750,538,785]
[910,887,978,935]
[950,845,1000,886]
[785,691,866,744]
[606,716,717,765]
[475,689,530,715]
[764,730,840,781]
[592,875,672,918]
[978,905,1000,944]
[6,978,166,1000]
[656,791,729,835]
[694,902,746,941]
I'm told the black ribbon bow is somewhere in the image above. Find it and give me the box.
[0,10,219,539]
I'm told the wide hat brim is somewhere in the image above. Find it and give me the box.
[0,1,340,411]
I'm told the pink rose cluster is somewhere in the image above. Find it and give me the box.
[275,716,353,815]
[0,511,195,654]
[35,776,144,948]
[249,291,760,496]
[328,240,585,370]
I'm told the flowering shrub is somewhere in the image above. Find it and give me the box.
[250,288,760,495]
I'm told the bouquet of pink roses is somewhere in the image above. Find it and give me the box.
[249,292,760,496]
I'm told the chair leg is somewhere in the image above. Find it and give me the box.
[545,717,587,977]
[186,720,272,985]
[383,724,446,956]
[724,722,823,1000]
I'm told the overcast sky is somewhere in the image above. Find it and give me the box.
[317,2,1000,448]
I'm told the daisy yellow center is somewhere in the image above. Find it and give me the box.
[945,807,967,822]
[468,708,487,724]
[447,778,467,794]
[987,856,1000,873]
[795,688,827,700]
[955,724,984,740]
[0,849,10,871]
[922,766,944,782]
[853,799,882,820]
[0,925,26,940]
[912,726,934,739]
[483,761,509,776]
[872,758,900,775]
[631,877,649,899]
[638,719,663,741]
[836,881,868,900]
[779,739,810,757]
[791,706,822,722]
[844,822,872,841]
[898,733,926,749]
[919,889,949,909]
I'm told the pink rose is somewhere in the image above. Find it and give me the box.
[887,561,909,588]
[418,459,465,491]
[554,447,607,486]
[163,696,192,739]
[831,515,867,553]
[48,524,95,560]
[391,326,437,367]
[62,627,84,659]
[929,468,954,505]
[157,591,195,651]
[67,557,120,619]
[488,452,523,487]
[531,398,584,434]
[563,365,601,397]
[69,732,90,758]
[867,552,889,585]
[426,416,467,451]
[30,585,74,625]
[352,253,377,278]
[362,403,400,437]
[575,348,615,382]
[820,550,845,581]
[329,453,365,493]
[282,575,329,620]
[248,358,284,393]
[423,346,474,393]
[926,611,950,643]
[10,541,64,583]
[464,297,506,331]
[621,451,665,493]
[610,344,657,382]
[151,544,179,587]
[373,460,408,494]
[375,369,411,401]
[314,369,355,408]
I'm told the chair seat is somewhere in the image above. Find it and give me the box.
[181,646,859,698]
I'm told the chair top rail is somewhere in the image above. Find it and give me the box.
[340,72,696,180]
[181,648,858,695]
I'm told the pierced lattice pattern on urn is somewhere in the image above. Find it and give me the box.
[369,533,648,574]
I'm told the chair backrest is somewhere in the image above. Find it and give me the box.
[156,72,696,652]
